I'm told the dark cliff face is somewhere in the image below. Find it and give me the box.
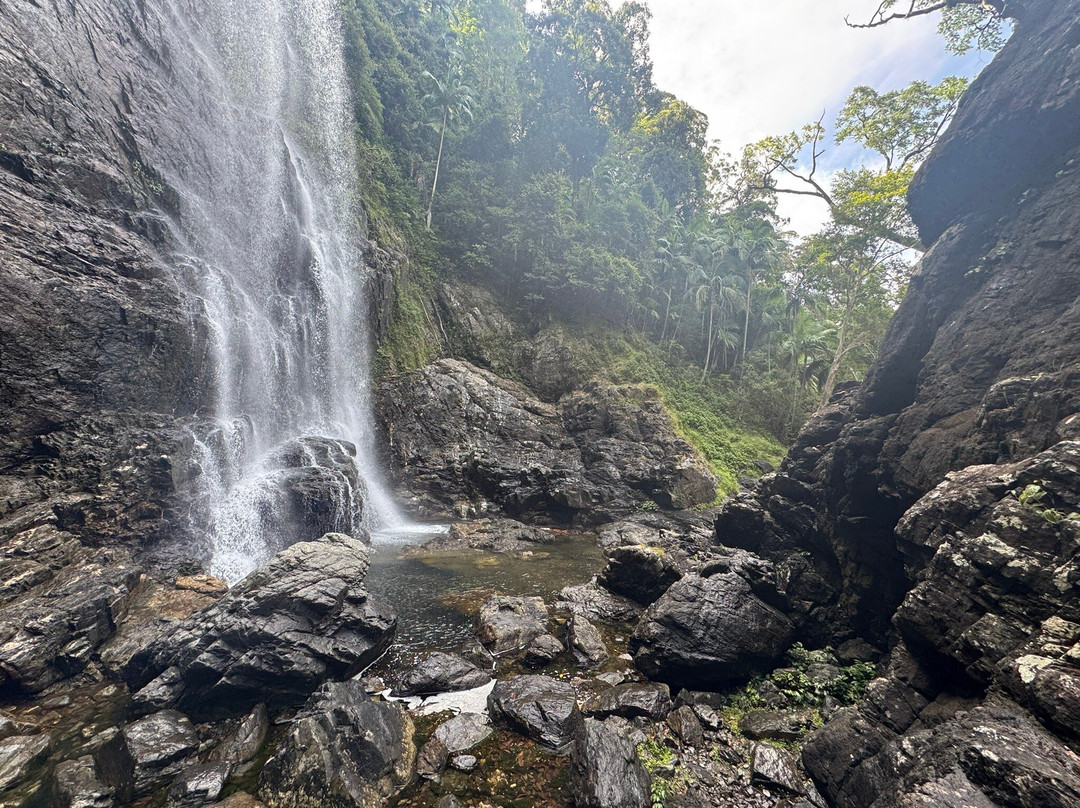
[717,2,1080,804]
[0,0,211,545]
[0,0,397,553]
[719,0,1080,641]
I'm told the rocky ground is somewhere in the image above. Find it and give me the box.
[0,511,877,808]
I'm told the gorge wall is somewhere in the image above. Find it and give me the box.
[0,0,402,577]
[714,0,1080,804]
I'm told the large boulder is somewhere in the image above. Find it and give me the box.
[582,683,672,721]
[91,710,199,801]
[258,437,367,549]
[487,675,580,750]
[50,754,113,808]
[568,715,650,808]
[597,544,684,606]
[375,360,716,523]
[124,534,395,720]
[0,542,141,694]
[804,693,1080,808]
[556,581,643,624]
[392,652,491,697]
[630,572,794,688]
[258,681,415,808]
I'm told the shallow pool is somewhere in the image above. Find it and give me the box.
[364,528,604,658]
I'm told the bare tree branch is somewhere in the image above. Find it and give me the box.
[845,0,1009,30]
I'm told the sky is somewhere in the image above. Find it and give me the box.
[644,0,996,234]
[528,0,997,235]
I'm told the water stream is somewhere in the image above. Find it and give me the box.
[156,0,411,582]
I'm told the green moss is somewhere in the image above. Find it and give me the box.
[637,738,693,808]
[375,276,440,376]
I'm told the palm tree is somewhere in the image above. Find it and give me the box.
[691,233,745,382]
[423,66,474,231]
[717,217,784,365]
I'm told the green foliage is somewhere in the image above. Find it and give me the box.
[1014,483,1080,524]
[721,645,877,717]
[637,739,691,808]
[856,1,1009,56]
[339,0,977,448]
[555,326,787,494]
[771,643,876,707]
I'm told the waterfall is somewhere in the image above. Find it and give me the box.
[157,0,408,582]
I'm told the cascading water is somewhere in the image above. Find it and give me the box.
[158,0,411,582]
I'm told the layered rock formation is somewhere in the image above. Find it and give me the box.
[376,358,716,522]
[710,0,1080,803]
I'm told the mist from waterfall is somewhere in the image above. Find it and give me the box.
[160,0,410,583]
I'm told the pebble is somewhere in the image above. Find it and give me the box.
[451,754,478,772]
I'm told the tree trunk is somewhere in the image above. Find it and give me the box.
[426,105,449,231]
[819,318,848,409]
[659,291,672,344]
[700,304,715,383]
[741,270,753,363]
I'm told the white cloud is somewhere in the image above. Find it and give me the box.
[646,1,978,149]
[525,0,996,235]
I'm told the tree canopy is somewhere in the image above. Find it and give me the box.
[343,0,982,446]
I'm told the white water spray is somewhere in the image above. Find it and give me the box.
[160,0,411,582]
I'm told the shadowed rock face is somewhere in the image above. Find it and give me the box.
[711,0,1080,803]
[0,0,400,556]
[257,681,416,808]
[0,0,212,544]
[716,0,1080,644]
[375,359,717,523]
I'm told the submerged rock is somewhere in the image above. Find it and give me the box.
[630,573,794,688]
[477,596,549,655]
[488,675,580,750]
[449,755,477,772]
[258,681,415,808]
[124,534,395,720]
[523,634,565,668]
[418,518,554,554]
